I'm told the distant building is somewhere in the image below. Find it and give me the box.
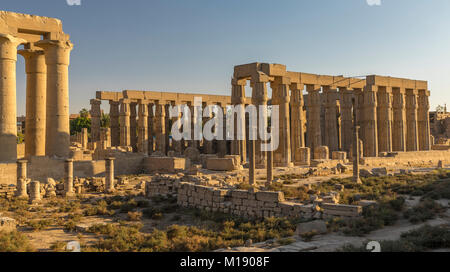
[430,106,450,141]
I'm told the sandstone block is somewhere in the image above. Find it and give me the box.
[255,191,284,202]
[296,220,327,235]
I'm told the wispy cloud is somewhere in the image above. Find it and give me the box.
[366,0,381,6]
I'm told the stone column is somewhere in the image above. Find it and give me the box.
[353,126,362,184]
[119,99,131,147]
[130,102,138,152]
[81,128,88,149]
[231,78,247,163]
[18,49,47,157]
[290,83,306,162]
[0,34,25,162]
[90,99,102,143]
[100,127,111,149]
[392,88,407,152]
[105,157,115,193]
[109,100,120,147]
[251,72,269,168]
[339,87,353,153]
[148,103,154,154]
[204,104,215,154]
[155,102,167,154]
[16,160,28,198]
[249,139,256,186]
[306,85,322,157]
[36,39,73,158]
[271,76,292,167]
[377,86,393,153]
[362,85,378,157]
[418,90,431,151]
[64,159,75,197]
[266,146,273,187]
[29,181,41,204]
[137,100,149,154]
[406,89,419,151]
[218,106,228,157]
[165,103,173,152]
[323,86,339,154]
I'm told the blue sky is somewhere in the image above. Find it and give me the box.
[3,0,449,115]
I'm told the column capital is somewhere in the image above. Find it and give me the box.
[109,100,120,106]
[17,49,46,74]
[35,39,73,65]
[405,89,419,96]
[251,71,271,84]
[231,78,247,86]
[305,84,321,93]
[90,99,102,106]
[0,34,26,60]
[364,85,378,92]
[272,76,291,86]
[289,83,304,91]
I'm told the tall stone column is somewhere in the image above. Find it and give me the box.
[81,128,88,149]
[16,160,28,198]
[231,78,247,163]
[392,88,407,152]
[90,99,102,143]
[339,87,353,153]
[218,106,228,157]
[266,144,273,187]
[137,100,149,154]
[418,90,431,151]
[165,103,172,152]
[249,139,256,186]
[377,86,393,153]
[36,39,73,158]
[0,34,25,162]
[251,72,269,168]
[154,102,167,154]
[323,86,339,154]
[130,102,138,152]
[271,76,292,167]
[18,49,47,157]
[105,157,115,193]
[306,85,322,157]
[362,85,378,157]
[290,83,306,162]
[204,104,215,154]
[148,103,154,154]
[119,99,131,147]
[109,100,120,147]
[64,159,75,197]
[100,127,111,149]
[406,89,419,151]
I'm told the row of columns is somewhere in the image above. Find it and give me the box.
[91,98,230,156]
[0,34,73,162]
[230,78,432,162]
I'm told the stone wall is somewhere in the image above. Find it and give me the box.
[146,179,362,220]
[361,150,450,167]
[0,184,15,198]
[0,163,16,185]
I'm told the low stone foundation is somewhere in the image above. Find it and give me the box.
[361,150,450,167]
[145,179,362,220]
[144,157,188,173]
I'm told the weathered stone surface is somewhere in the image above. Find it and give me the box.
[255,191,284,202]
[296,220,327,235]
[206,156,241,171]
[144,157,187,172]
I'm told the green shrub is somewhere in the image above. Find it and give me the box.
[0,231,35,252]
